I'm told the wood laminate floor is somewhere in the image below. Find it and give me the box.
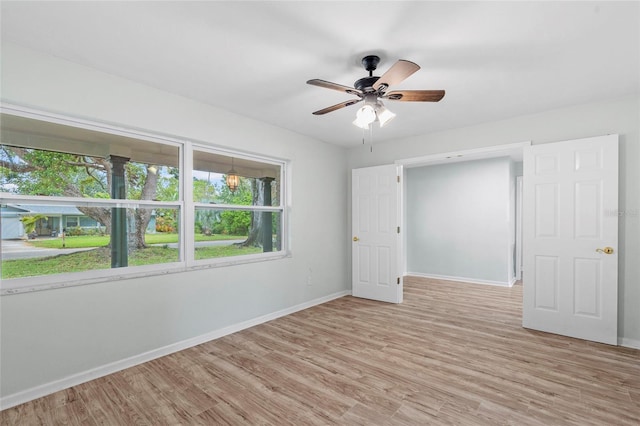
[2,277,639,425]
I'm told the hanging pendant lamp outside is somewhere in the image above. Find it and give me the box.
[226,158,240,193]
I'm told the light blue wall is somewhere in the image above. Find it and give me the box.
[406,157,512,284]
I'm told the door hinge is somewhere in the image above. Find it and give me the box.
[397,175,400,183]
[397,277,400,285]
[397,226,400,234]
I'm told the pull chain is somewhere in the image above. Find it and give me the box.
[359,124,375,152]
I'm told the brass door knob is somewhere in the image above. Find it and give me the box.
[596,247,614,254]
[353,236,359,242]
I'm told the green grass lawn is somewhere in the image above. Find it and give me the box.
[2,244,262,279]
[28,233,244,249]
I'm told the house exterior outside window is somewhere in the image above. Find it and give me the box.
[0,108,288,294]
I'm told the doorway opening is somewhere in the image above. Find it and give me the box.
[396,142,529,287]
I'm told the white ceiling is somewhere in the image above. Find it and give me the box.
[1,1,638,148]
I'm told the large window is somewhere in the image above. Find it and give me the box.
[0,109,287,293]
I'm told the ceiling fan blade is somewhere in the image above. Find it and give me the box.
[307,79,363,97]
[312,99,362,115]
[384,90,445,102]
[373,60,420,91]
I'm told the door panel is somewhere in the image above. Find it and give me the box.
[523,134,618,345]
[574,181,601,238]
[534,255,559,310]
[535,184,559,237]
[573,258,600,317]
[352,164,401,303]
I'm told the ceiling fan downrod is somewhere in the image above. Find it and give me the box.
[355,55,381,92]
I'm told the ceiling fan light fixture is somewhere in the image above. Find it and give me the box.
[352,118,369,130]
[376,103,396,127]
[353,104,376,129]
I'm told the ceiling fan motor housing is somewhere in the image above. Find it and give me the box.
[354,76,380,92]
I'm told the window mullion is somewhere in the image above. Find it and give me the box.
[192,203,282,212]
[183,142,195,266]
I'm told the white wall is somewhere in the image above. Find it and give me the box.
[406,157,512,284]
[349,95,640,347]
[0,44,349,400]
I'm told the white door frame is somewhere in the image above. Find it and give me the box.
[515,176,524,280]
[395,141,531,278]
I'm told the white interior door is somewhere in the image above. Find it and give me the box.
[523,134,618,345]
[352,164,402,303]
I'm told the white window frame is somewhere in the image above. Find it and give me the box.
[187,144,287,268]
[0,105,290,295]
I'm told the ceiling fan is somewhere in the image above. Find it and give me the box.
[307,55,445,129]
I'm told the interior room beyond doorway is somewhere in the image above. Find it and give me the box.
[399,142,527,287]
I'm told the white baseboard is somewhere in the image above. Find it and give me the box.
[407,272,512,287]
[618,337,640,350]
[0,290,351,411]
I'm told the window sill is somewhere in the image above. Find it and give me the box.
[0,251,291,296]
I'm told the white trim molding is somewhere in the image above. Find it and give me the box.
[0,290,351,410]
[407,272,513,287]
[618,337,640,350]
[395,141,531,168]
